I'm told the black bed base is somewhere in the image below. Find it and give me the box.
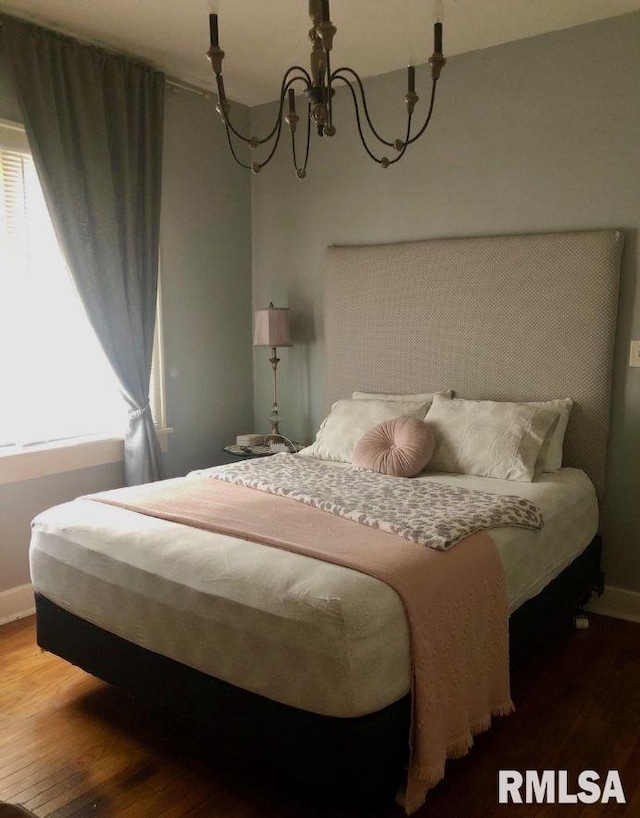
[34,536,602,799]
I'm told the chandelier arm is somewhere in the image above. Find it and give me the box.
[224,122,252,170]
[263,66,311,143]
[256,73,304,170]
[261,67,312,145]
[257,75,312,173]
[405,79,438,146]
[288,75,312,90]
[223,66,312,146]
[289,65,313,84]
[332,76,385,165]
[333,71,413,166]
[291,102,312,174]
[302,102,312,171]
[255,112,285,170]
[221,106,253,145]
[331,67,397,148]
[386,111,414,165]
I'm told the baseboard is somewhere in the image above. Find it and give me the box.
[586,585,640,624]
[0,583,35,626]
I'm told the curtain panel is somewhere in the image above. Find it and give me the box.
[0,14,166,485]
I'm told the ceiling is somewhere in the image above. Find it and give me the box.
[1,0,639,106]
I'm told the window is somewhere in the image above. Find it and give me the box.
[0,120,165,451]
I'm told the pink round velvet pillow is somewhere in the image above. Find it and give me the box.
[351,417,435,478]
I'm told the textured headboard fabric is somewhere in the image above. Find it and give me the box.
[324,230,623,497]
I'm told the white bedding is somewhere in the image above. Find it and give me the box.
[30,464,597,718]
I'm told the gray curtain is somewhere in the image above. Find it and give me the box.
[1,15,165,485]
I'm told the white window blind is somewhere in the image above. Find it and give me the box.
[0,124,128,448]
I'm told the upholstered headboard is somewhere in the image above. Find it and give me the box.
[324,230,623,497]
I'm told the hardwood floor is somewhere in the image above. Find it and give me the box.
[1,613,640,817]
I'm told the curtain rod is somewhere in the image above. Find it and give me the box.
[166,77,214,98]
[0,16,214,100]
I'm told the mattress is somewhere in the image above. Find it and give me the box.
[30,465,597,718]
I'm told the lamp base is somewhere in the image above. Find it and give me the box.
[265,418,281,448]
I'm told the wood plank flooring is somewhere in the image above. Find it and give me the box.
[1,613,640,817]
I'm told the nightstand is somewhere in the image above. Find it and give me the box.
[223,442,304,459]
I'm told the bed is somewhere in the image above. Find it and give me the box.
[30,228,623,803]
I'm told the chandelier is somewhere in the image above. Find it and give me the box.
[206,1,446,178]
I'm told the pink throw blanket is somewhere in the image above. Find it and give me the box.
[90,475,513,813]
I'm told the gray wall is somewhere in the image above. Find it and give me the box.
[0,54,253,591]
[251,14,640,592]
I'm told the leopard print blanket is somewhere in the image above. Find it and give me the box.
[206,454,542,550]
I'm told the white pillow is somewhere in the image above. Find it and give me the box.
[425,395,558,482]
[528,398,573,472]
[299,398,430,464]
[352,390,451,403]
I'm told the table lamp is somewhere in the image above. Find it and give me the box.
[253,302,292,445]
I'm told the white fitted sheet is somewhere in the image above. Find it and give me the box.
[30,466,597,718]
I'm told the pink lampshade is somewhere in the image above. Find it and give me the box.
[253,303,292,347]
